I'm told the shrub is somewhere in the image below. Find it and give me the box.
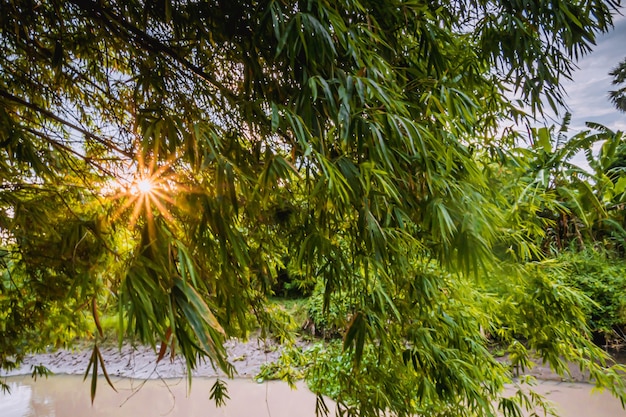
[303,284,356,338]
[557,249,626,346]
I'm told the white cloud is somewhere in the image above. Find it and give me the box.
[560,9,626,133]
[525,9,626,171]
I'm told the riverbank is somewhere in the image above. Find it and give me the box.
[3,340,626,417]
[1,338,289,380]
[1,337,598,383]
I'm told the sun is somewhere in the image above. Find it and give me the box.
[134,178,154,195]
[109,151,182,234]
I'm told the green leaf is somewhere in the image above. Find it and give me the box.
[615,176,626,195]
[343,311,367,366]
[536,128,552,153]
[174,278,224,336]
[209,379,230,407]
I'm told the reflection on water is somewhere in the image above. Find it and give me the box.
[0,375,331,417]
[1,375,626,417]
[2,383,34,417]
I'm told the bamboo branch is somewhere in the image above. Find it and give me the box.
[0,89,134,158]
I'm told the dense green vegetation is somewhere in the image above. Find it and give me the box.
[2,1,626,416]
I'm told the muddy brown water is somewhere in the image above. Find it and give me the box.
[1,375,626,417]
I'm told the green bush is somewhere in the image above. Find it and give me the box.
[557,249,626,344]
[271,265,316,298]
[303,284,356,338]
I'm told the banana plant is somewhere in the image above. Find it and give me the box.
[505,114,611,252]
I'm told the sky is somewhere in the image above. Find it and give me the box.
[531,9,626,169]
[559,10,626,134]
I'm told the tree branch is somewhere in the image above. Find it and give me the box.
[68,0,237,103]
[0,89,134,159]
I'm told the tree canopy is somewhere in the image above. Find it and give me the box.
[2,1,626,416]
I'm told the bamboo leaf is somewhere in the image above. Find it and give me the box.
[209,379,230,407]
[95,344,117,393]
[343,311,367,366]
[174,277,224,336]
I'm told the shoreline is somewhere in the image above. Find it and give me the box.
[0,338,599,384]
[1,338,285,381]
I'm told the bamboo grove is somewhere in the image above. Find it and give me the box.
[1,1,626,416]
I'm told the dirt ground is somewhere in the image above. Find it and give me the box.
[1,338,287,380]
[0,337,612,383]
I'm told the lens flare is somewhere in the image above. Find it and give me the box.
[135,178,154,195]
[110,150,182,235]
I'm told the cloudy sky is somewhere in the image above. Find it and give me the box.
[528,9,626,169]
[559,10,626,134]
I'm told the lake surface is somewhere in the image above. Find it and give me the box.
[1,375,626,416]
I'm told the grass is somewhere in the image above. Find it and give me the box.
[270,297,309,329]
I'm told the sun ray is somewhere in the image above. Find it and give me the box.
[149,189,177,206]
[150,195,175,224]
[105,146,194,245]
[128,194,146,231]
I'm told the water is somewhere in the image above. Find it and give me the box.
[0,375,330,417]
[1,375,625,416]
